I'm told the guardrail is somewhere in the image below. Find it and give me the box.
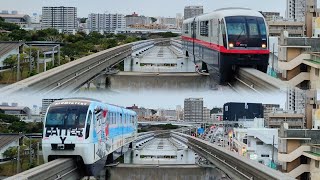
[0,38,170,96]
[6,158,81,180]
[172,132,295,180]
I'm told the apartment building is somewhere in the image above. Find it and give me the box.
[41,6,77,33]
[184,98,203,122]
[268,21,305,37]
[184,6,203,19]
[87,13,126,33]
[278,123,320,179]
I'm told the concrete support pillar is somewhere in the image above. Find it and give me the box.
[29,47,32,72]
[44,54,46,72]
[17,53,20,81]
[58,45,61,65]
[37,50,40,73]
[17,145,20,173]
[52,48,55,66]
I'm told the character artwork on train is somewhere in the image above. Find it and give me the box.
[42,98,137,176]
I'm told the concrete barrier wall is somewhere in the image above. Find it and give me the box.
[100,74,211,90]
[106,164,229,180]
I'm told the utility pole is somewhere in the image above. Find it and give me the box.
[272,135,275,167]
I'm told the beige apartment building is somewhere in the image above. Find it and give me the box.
[278,123,320,179]
[278,33,320,90]
[267,112,305,129]
[268,21,305,37]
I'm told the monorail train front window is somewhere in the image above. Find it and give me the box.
[225,16,267,48]
[45,105,89,128]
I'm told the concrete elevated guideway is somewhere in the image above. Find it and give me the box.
[92,45,211,90]
[138,121,195,127]
[237,68,290,93]
[5,132,156,180]
[6,158,81,180]
[0,39,170,96]
[172,132,294,180]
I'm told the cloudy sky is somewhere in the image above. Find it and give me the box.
[0,0,288,17]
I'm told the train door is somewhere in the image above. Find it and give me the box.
[85,110,93,140]
[217,19,221,66]
[191,18,197,63]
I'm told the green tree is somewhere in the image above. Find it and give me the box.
[79,18,87,23]
[9,29,32,41]
[3,55,17,69]
[115,34,127,41]
[210,107,222,114]
[0,113,20,123]
[8,121,27,133]
[0,19,20,31]
[3,147,17,159]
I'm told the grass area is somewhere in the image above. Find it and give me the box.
[0,156,45,176]
[0,62,50,84]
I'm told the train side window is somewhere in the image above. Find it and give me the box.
[184,24,189,34]
[200,21,209,37]
[107,112,110,124]
[120,113,122,124]
[85,111,92,139]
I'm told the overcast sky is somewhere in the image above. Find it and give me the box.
[0,0,288,17]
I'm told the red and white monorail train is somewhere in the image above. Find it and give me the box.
[182,8,269,84]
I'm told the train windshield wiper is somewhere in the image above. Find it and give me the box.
[235,28,245,43]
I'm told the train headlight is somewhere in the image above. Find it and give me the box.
[262,44,267,49]
[229,43,234,48]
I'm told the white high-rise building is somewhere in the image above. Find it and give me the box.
[286,0,306,21]
[31,13,41,23]
[184,6,203,19]
[184,98,203,122]
[41,6,77,33]
[87,13,126,33]
[286,88,306,114]
[286,0,317,22]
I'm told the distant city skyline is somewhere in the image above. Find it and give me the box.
[0,90,286,110]
[0,0,290,18]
